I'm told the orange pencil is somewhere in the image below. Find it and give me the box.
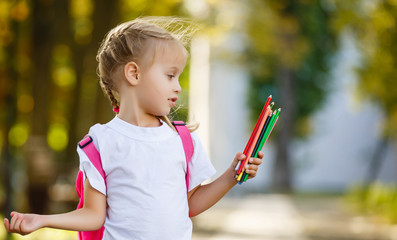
[235,95,272,172]
[237,106,271,175]
[242,95,272,154]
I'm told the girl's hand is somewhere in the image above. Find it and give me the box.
[244,151,264,179]
[230,152,246,170]
[231,151,264,179]
[4,211,43,235]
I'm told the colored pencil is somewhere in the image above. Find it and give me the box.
[242,108,281,183]
[234,94,280,184]
[239,112,272,183]
[251,110,273,157]
[235,95,272,171]
[237,106,271,175]
[236,105,271,175]
[262,109,281,147]
[260,109,280,152]
[243,95,272,154]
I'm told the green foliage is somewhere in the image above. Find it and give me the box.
[333,0,397,138]
[346,183,397,223]
[244,0,336,136]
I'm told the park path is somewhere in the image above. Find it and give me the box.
[192,194,397,240]
[192,194,307,240]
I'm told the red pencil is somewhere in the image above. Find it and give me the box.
[235,95,272,172]
[237,106,271,175]
[242,95,272,155]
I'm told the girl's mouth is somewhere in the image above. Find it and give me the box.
[169,97,178,107]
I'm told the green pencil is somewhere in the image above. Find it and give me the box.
[243,108,281,182]
[262,108,280,147]
[254,108,279,157]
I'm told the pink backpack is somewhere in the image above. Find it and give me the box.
[75,121,193,240]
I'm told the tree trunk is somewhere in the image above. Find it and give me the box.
[272,66,295,193]
[66,0,120,170]
[364,136,389,186]
[25,0,58,213]
[93,0,120,124]
[1,19,18,240]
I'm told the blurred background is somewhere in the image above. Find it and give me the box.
[0,0,396,239]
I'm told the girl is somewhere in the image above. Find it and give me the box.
[4,16,263,239]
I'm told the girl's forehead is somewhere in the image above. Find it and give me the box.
[151,40,188,66]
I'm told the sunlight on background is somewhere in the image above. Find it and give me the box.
[70,0,94,45]
[8,123,29,147]
[189,35,211,154]
[52,45,76,89]
[17,229,77,240]
[47,124,69,152]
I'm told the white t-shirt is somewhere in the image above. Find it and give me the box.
[77,116,216,240]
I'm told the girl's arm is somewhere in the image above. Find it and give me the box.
[4,178,106,235]
[187,151,264,217]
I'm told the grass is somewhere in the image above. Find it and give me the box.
[346,182,397,224]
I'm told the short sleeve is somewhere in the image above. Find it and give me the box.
[187,132,216,191]
[77,125,106,196]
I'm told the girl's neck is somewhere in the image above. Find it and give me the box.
[117,109,161,127]
[116,89,162,127]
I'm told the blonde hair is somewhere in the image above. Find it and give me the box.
[96,16,198,131]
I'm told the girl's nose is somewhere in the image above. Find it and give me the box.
[174,80,181,93]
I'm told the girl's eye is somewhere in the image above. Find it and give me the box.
[167,74,175,79]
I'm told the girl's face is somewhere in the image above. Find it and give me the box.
[135,40,187,118]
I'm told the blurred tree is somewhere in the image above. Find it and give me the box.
[24,0,67,214]
[0,0,192,219]
[0,3,19,238]
[332,0,397,184]
[64,0,120,178]
[244,0,336,192]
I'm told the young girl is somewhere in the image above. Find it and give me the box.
[4,16,263,239]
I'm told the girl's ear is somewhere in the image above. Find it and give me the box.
[124,61,140,86]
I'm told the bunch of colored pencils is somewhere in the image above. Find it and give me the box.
[235,95,281,184]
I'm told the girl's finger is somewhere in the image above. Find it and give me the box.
[257,151,264,159]
[9,213,19,232]
[14,215,24,233]
[233,152,245,170]
[246,169,256,178]
[249,157,263,166]
[235,152,245,162]
[246,164,258,173]
[4,218,10,232]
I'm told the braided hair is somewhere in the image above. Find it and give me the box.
[96,16,198,131]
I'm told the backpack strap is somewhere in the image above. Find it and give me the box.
[78,135,106,180]
[77,135,105,240]
[172,121,194,193]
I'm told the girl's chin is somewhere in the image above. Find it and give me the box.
[153,110,171,117]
